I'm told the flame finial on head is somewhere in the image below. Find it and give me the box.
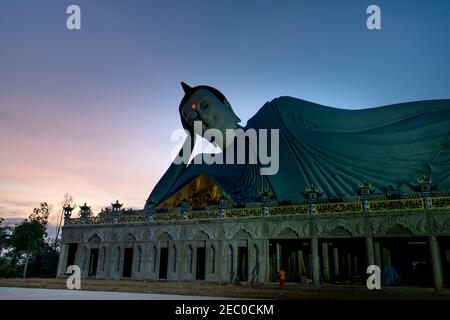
[181,81,192,94]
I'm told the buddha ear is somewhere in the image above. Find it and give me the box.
[224,99,241,123]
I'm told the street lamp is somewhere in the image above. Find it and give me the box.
[218,195,229,219]
[181,198,190,220]
[357,181,374,213]
[79,203,91,224]
[416,175,434,209]
[63,204,74,224]
[303,184,323,214]
[259,190,273,216]
[145,198,156,222]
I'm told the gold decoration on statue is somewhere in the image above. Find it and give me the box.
[158,175,224,208]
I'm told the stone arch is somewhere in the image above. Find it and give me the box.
[188,225,215,240]
[270,221,308,239]
[192,230,210,240]
[327,226,352,237]
[88,234,101,245]
[122,233,136,243]
[385,224,413,236]
[378,216,414,235]
[278,227,300,239]
[157,231,173,241]
[84,229,104,242]
[322,219,355,237]
[232,229,253,240]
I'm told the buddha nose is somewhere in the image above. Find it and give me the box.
[196,108,209,124]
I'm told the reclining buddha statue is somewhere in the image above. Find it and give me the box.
[146,82,450,207]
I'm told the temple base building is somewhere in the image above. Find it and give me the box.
[57,177,450,290]
[57,87,450,290]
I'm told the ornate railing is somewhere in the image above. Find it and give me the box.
[269,205,309,216]
[225,207,262,218]
[316,202,362,213]
[431,197,450,208]
[65,196,450,225]
[187,210,218,220]
[369,198,423,211]
[153,212,181,221]
[116,214,147,223]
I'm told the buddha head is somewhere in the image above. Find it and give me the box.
[179,82,241,142]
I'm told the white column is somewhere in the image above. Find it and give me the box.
[311,238,320,285]
[374,241,381,267]
[57,244,69,276]
[321,243,330,281]
[297,250,305,275]
[275,243,281,272]
[429,236,443,291]
[333,247,339,278]
[366,237,375,266]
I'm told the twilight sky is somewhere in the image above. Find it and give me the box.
[1,0,449,233]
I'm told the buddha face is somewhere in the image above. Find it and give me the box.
[180,88,241,143]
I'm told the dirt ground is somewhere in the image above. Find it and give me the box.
[1,278,450,300]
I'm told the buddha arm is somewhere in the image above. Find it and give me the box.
[147,135,195,205]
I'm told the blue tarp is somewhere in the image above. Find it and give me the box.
[381,266,400,286]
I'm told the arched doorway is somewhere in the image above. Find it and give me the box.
[122,233,136,278]
[88,235,101,277]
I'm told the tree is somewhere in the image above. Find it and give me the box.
[28,202,51,231]
[27,238,60,278]
[0,217,10,252]
[8,203,50,278]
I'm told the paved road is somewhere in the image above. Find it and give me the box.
[0,287,239,300]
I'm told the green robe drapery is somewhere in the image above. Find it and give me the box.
[252,97,450,201]
[149,97,450,205]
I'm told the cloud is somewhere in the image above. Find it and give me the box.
[2,217,24,226]
[0,200,35,208]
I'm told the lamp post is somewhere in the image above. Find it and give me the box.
[111,200,123,223]
[259,190,273,217]
[181,198,190,220]
[417,176,433,209]
[218,195,229,219]
[145,199,156,222]
[303,184,323,286]
[357,181,376,268]
[79,203,91,224]
[63,204,74,224]
[303,184,323,215]
[111,200,123,211]
[357,181,374,213]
